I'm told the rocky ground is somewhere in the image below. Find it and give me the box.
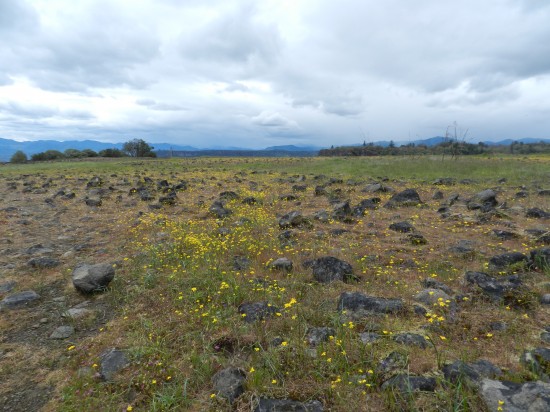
[0,158,549,411]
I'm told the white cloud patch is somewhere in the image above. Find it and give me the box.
[1,0,550,146]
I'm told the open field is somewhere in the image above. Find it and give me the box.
[1,155,549,411]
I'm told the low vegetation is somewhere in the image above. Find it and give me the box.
[0,155,549,411]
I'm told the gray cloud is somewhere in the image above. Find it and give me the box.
[1,0,550,147]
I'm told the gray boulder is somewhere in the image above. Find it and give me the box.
[0,290,40,309]
[212,367,246,403]
[384,189,422,208]
[337,292,404,314]
[99,348,129,381]
[381,374,437,392]
[72,263,115,293]
[480,379,550,412]
[309,256,357,284]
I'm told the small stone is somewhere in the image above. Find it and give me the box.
[414,288,451,306]
[393,333,428,349]
[212,367,246,403]
[381,374,437,392]
[99,348,129,381]
[27,257,60,269]
[305,327,336,347]
[49,325,75,339]
[238,301,279,323]
[269,257,293,272]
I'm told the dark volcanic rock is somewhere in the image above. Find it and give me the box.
[492,229,519,240]
[465,271,522,301]
[381,374,437,393]
[467,189,497,211]
[85,198,102,207]
[209,201,232,219]
[488,252,528,270]
[99,348,129,381]
[279,211,308,228]
[389,221,415,233]
[0,290,40,309]
[393,333,428,349]
[27,257,60,269]
[337,292,404,314]
[332,201,353,222]
[305,327,336,347]
[309,256,357,283]
[255,398,324,412]
[212,367,246,403]
[480,379,550,412]
[72,263,115,293]
[238,301,279,323]
[527,208,550,219]
[384,189,422,208]
[442,360,502,384]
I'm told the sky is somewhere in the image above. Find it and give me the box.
[1,0,550,148]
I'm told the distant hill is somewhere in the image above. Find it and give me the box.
[353,137,550,148]
[264,145,322,152]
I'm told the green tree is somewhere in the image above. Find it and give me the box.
[64,149,84,158]
[81,149,98,157]
[10,150,28,163]
[122,139,156,157]
[31,150,65,161]
[98,148,125,158]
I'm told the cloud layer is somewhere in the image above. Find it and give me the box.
[1,0,549,147]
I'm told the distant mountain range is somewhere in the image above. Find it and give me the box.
[1,137,548,161]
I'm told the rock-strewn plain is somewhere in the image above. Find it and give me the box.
[0,156,549,411]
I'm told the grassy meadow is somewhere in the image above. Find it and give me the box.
[1,155,549,411]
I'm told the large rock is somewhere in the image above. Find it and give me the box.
[381,374,437,393]
[309,256,357,284]
[212,367,246,403]
[468,189,497,211]
[72,263,115,293]
[393,333,428,349]
[255,398,324,412]
[209,201,232,218]
[269,258,293,272]
[465,271,522,301]
[389,221,415,233]
[442,360,502,385]
[415,288,451,306]
[99,348,129,381]
[337,292,404,314]
[331,201,353,222]
[0,290,40,309]
[384,189,422,208]
[527,208,550,219]
[279,211,308,229]
[238,301,279,323]
[480,379,550,412]
[488,252,528,271]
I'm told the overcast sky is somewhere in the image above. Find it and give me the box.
[1,0,550,148]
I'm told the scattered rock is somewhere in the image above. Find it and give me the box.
[384,189,422,208]
[465,271,522,301]
[209,201,232,218]
[488,252,528,270]
[309,256,357,283]
[269,257,293,272]
[99,348,129,381]
[279,211,308,228]
[238,301,279,323]
[49,325,75,339]
[337,292,404,314]
[332,201,353,222]
[381,374,437,392]
[378,351,408,375]
[449,240,476,255]
[393,333,428,349]
[0,290,40,309]
[305,327,335,347]
[467,189,497,211]
[389,221,415,233]
[233,256,251,271]
[72,263,115,293]
[0,280,17,294]
[414,288,451,306]
[420,278,453,295]
[27,257,60,269]
[480,379,550,412]
[212,367,246,403]
[85,198,102,207]
[527,208,550,219]
[521,348,550,378]
[442,360,502,385]
[492,229,519,240]
[359,332,381,344]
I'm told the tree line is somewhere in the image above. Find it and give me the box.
[9,139,156,163]
[319,140,550,157]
